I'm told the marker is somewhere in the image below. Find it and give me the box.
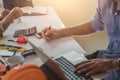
[8,40,16,42]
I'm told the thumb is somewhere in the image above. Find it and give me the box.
[45,30,53,37]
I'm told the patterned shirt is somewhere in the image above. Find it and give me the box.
[90,0,120,58]
[90,0,120,80]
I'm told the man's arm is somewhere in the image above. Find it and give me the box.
[59,21,95,37]
[41,21,96,40]
[74,58,120,76]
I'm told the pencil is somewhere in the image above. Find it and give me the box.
[47,26,51,30]
[12,51,16,56]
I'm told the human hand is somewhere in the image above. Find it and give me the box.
[0,9,10,21]
[1,7,23,31]
[1,9,10,18]
[40,27,63,40]
[10,7,23,19]
[74,59,119,76]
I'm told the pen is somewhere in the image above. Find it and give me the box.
[43,26,51,39]
[35,26,51,39]
[12,51,16,56]
[8,40,16,42]
[47,26,51,30]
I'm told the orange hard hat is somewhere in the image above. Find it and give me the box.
[3,64,47,80]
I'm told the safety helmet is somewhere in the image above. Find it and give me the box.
[3,64,47,80]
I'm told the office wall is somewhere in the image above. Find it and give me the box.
[33,0,98,27]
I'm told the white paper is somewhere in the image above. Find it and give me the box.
[0,50,20,56]
[21,6,48,15]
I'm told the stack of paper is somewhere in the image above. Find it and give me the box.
[21,6,48,16]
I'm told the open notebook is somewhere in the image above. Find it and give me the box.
[21,6,48,16]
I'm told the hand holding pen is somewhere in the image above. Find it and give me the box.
[41,26,51,39]
[36,26,63,40]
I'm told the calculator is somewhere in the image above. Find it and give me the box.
[14,27,37,37]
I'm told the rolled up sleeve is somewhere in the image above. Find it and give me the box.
[90,0,105,31]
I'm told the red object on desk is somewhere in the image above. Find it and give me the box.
[17,35,27,44]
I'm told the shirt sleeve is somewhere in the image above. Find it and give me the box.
[90,0,105,31]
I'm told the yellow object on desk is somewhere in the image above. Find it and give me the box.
[0,44,26,52]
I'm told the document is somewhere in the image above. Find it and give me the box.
[0,50,20,57]
[21,6,48,16]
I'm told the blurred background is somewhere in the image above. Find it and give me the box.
[33,0,98,27]
[0,0,98,27]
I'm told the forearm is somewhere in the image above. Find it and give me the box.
[1,7,22,31]
[60,21,95,37]
[1,13,14,31]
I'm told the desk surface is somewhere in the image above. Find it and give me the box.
[0,7,106,80]
[0,7,85,65]
[1,7,85,56]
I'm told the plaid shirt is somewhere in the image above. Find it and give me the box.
[0,22,3,39]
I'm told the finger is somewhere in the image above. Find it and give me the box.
[41,32,46,38]
[77,63,98,75]
[43,33,52,40]
[2,9,10,17]
[37,32,43,38]
[86,67,99,76]
[74,60,91,67]
[42,34,51,40]
[74,61,94,73]
[41,28,50,38]
[44,29,54,38]
[11,7,22,18]
[45,37,51,40]
[42,27,51,35]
